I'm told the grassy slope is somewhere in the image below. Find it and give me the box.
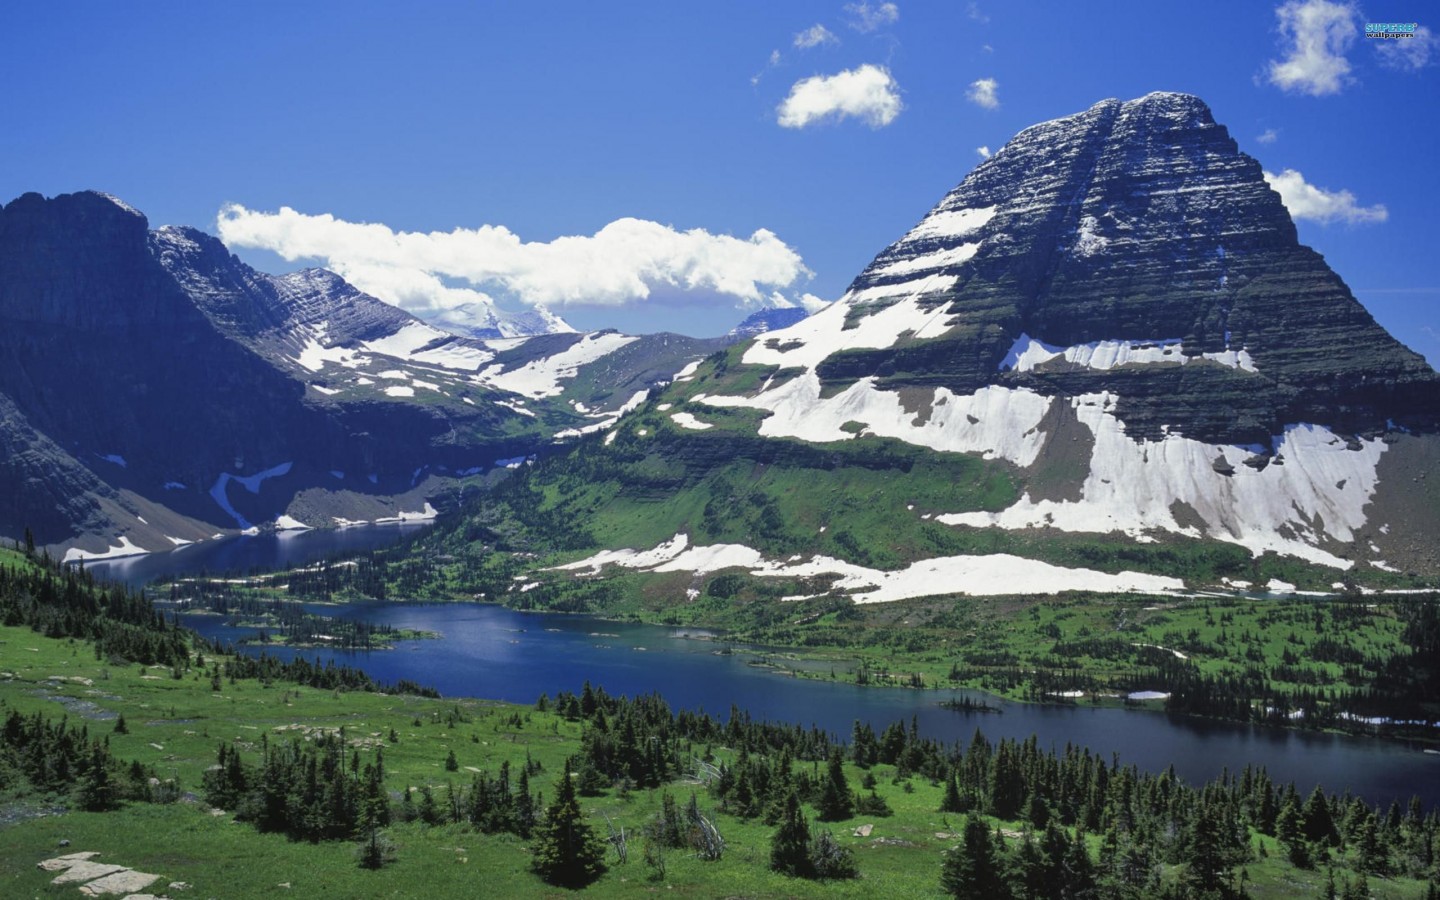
[2,624,1430,899]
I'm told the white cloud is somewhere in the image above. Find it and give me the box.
[776,64,903,128]
[1267,0,1358,96]
[966,77,1000,109]
[976,146,991,159]
[794,24,838,49]
[751,49,783,86]
[966,2,989,23]
[217,205,812,321]
[844,1,899,32]
[1263,168,1387,224]
[1256,128,1279,144]
[1376,24,1435,71]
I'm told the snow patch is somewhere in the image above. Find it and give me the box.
[670,412,713,431]
[478,332,637,399]
[671,360,703,382]
[63,536,147,563]
[903,205,996,242]
[1000,334,1258,374]
[939,403,1382,569]
[872,243,980,278]
[275,515,311,531]
[374,503,439,524]
[310,384,341,395]
[701,375,1053,466]
[384,385,416,398]
[551,533,1182,601]
[742,284,958,371]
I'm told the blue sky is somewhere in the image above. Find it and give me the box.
[2,1,1436,362]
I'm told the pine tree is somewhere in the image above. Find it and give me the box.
[941,813,1009,898]
[770,790,812,877]
[941,769,965,813]
[531,761,607,889]
[809,829,858,879]
[76,743,117,811]
[817,748,854,821]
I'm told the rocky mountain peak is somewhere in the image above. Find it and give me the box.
[792,91,1436,442]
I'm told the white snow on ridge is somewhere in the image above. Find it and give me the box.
[671,361,703,382]
[275,515,312,531]
[903,205,997,242]
[360,322,449,360]
[846,274,959,305]
[1000,334,1258,374]
[292,336,362,372]
[938,396,1384,569]
[549,532,1182,601]
[670,412,713,431]
[63,536,147,564]
[743,286,957,371]
[384,385,416,398]
[701,374,1053,466]
[872,243,980,278]
[478,332,638,399]
[553,532,692,575]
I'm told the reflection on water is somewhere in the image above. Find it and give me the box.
[82,523,431,587]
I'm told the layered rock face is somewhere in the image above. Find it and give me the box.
[704,93,1439,572]
[814,92,1437,443]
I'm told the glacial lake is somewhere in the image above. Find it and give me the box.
[91,527,1439,810]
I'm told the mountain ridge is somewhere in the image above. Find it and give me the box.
[0,190,723,558]
[430,92,1439,594]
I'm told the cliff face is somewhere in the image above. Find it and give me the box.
[807,92,1436,444]
[689,93,1439,574]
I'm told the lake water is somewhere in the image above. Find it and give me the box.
[82,523,432,587]
[95,526,1439,809]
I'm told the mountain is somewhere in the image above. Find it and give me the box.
[728,307,810,339]
[433,92,1440,599]
[0,191,722,558]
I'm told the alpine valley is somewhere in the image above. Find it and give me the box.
[0,190,732,560]
[404,92,1440,611]
[4,90,1440,900]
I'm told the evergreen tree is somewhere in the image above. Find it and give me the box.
[531,761,607,889]
[941,769,965,813]
[76,743,117,811]
[809,829,859,879]
[1277,797,1311,868]
[770,790,812,877]
[817,748,854,821]
[941,813,1010,899]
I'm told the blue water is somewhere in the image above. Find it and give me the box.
[82,523,431,587]
[180,598,1440,811]
[91,526,1439,809]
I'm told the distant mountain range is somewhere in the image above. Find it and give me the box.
[436,92,1439,598]
[0,190,795,558]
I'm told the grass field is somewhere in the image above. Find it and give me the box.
[3,619,1434,898]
